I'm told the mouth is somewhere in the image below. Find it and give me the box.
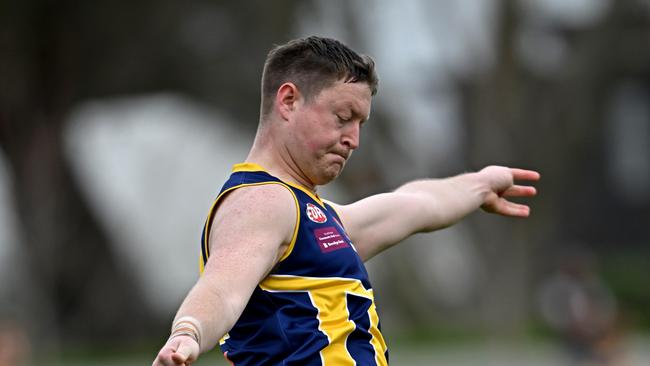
[330,151,348,162]
[325,153,346,169]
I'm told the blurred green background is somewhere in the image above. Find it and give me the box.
[1,0,649,365]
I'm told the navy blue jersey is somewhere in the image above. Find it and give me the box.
[200,163,388,365]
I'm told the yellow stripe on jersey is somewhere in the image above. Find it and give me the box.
[219,332,230,346]
[232,162,266,173]
[232,162,326,208]
[284,181,326,208]
[260,275,388,366]
[201,181,301,272]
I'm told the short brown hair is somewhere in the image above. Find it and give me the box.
[260,36,378,118]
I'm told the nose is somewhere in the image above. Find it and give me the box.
[341,122,360,150]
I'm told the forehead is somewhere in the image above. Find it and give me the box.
[316,80,372,116]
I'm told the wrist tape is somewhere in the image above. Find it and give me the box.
[170,316,203,349]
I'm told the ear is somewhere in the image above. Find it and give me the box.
[275,83,301,121]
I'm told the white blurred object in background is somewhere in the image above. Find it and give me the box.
[64,94,249,316]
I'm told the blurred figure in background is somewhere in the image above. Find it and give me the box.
[538,246,626,366]
[0,320,31,366]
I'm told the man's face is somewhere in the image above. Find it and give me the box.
[286,80,372,186]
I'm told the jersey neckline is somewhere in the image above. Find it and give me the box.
[232,162,325,207]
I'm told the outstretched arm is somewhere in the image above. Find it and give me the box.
[329,166,539,261]
[152,184,296,366]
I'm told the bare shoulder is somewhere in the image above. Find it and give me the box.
[208,183,298,262]
[202,184,299,297]
[219,183,297,214]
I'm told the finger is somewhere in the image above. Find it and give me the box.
[170,352,188,364]
[153,349,178,366]
[153,357,178,366]
[493,199,531,217]
[501,185,537,198]
[510,168,540,182]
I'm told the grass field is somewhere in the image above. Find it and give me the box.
[34,335,650,366]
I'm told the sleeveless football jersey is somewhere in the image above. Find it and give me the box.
[200,162,388,365]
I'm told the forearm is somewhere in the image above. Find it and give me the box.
[336,166,536,261]
[395,171,491,231]
[171,276,244,353]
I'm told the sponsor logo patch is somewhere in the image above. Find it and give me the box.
[314,226,349,253]
[306,203,327,223]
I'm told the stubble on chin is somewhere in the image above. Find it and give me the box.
[309,163,342,186]
[324,162,346,184]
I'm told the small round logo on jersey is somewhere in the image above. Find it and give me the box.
[306,203,327,223]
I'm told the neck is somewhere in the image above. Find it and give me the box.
[246,131,317,193]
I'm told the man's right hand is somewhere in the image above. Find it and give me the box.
[153,335,200,366]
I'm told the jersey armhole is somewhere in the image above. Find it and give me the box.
[276,183,300,262]
[200,182,300,273]
[323,200,346,229]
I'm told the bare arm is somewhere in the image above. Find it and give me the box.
[329,166,539,261]
[153,184,296,366]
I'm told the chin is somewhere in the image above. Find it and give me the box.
[313,175,336,186]
[308,159,346,186]
[324,168,345,184]
[312,169,341,186]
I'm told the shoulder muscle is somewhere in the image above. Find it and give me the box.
[207,183,297,276]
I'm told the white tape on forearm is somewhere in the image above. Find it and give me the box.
[171,316,203,348]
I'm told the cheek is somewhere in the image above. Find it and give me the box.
[297,112,338,152]
[300,127,327,150]
[292,128,320,155]
[306,134,337,154]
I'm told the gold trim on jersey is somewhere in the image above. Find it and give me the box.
[322,200,343,223]
[232,162,266,173]
[284,181,325,208]
[260,275,388,366]
[232,162,326,208]
[201,181,301,273]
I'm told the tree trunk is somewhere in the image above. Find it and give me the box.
[0,0,156,345]
[461,0,650,337]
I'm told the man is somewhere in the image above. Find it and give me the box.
[153,36,539,366]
